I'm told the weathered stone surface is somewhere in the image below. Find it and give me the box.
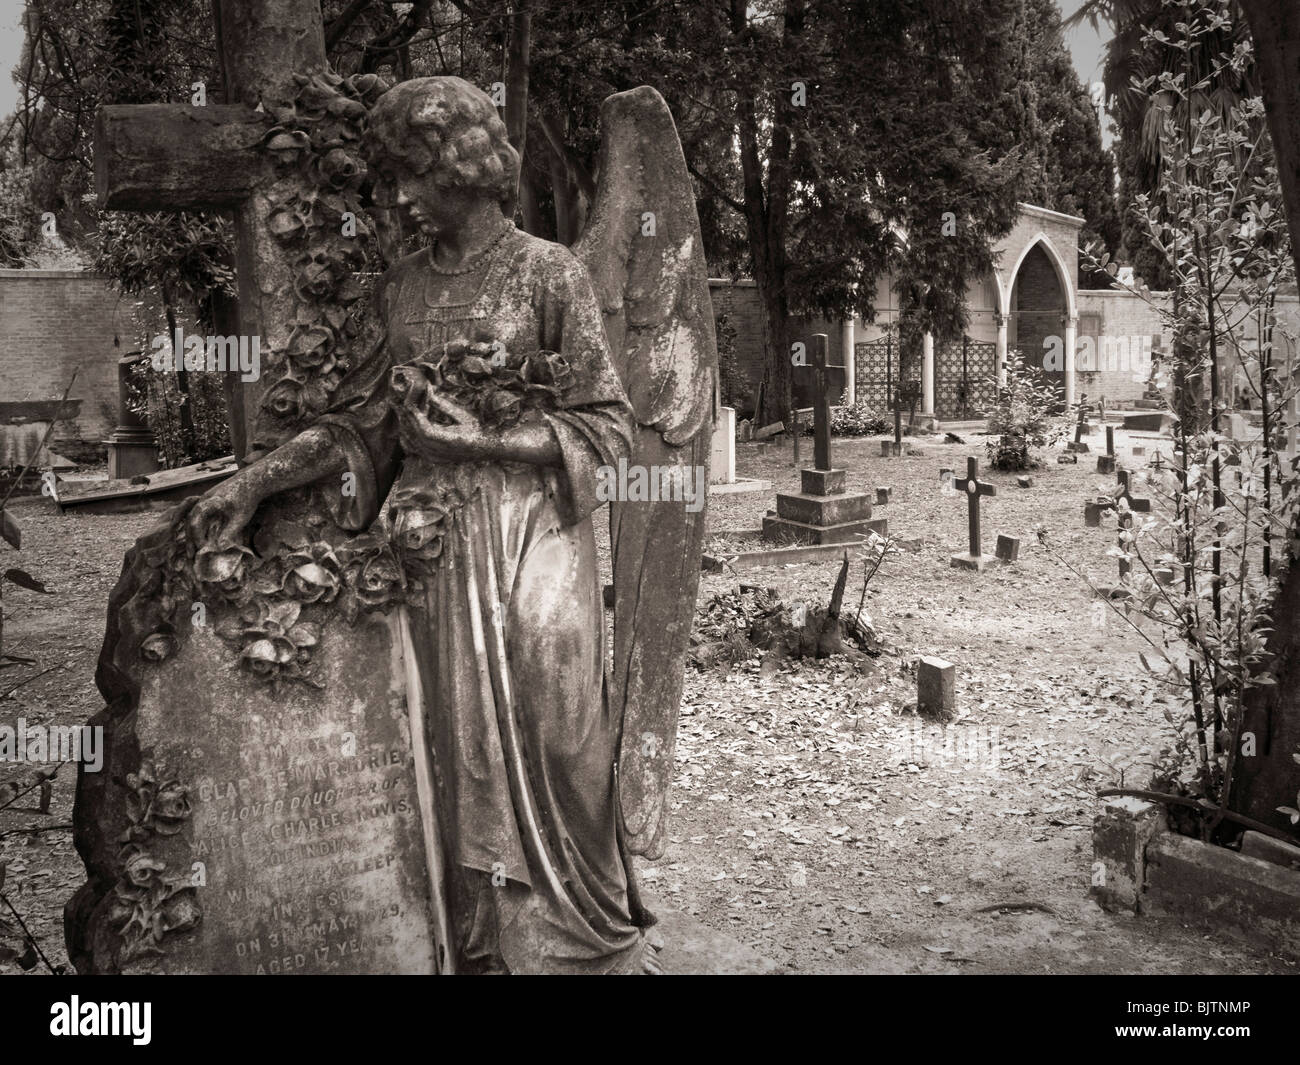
[875,486,892,504]
[1096,454,1116,474]
[67,567,437,973]
[880,440,902,457]
[1084,499,1109,527]
[917,656,955,717]
[94,105,269,211]
[1067,440,1091,453]
[775,490,872,526]
[948,552,987,571]
[702,541,866,571]
[1016,475,1032,488]
[994,534,1019,562]
[762,513,886,545]
[1090,796,1161,913]
[801,467,846,495]
[1145,832,1300,958]
[1057,452,1078,464]
[1240,830,1300,870]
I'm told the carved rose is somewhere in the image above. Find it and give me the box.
[317,147,362,189]
[140,631,178,663]
[123,852,167,887]
[339,533,405,614]
[288,323,338,373]
[390,488,461,575]
[264,128,311,166]
[264,377,307,420]
[194,544,256,597]
[282,544,341,604]
[240,636,297,678]
[524,350,572,393]
[150,780,192,834]
[481,388,523,429]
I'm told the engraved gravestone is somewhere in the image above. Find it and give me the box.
[67,0,442,973]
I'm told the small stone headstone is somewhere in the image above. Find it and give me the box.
[1096,454,1116,474]
[737,418,753,442]
[1016,475,1033,488]
[917,656,956,718]
[876,487,892,505]
[1057,453,1078,464]
[994,534,1019,562]
[1084,498,1110,527]
[881,440,902,457]
[1153,567,1175,586]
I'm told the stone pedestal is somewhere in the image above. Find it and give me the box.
[105,353,160,480]
[762,467,885,545]
[107,428,161,480]
[948,552,988,572]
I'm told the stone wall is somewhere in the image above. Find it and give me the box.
[0,270,142,459]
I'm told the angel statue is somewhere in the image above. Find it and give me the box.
[181,77,715,974]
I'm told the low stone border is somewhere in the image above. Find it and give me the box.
[702,542,858,572]
[1092,797,1300,958]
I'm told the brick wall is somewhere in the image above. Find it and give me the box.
[1075,289,1167,406]
[0,270,143,457]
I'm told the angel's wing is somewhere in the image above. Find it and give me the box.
[573,87,717,859]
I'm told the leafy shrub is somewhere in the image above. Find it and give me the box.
[826,402,889,437]
[985,356,1067,470]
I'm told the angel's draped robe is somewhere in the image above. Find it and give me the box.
[316,227,646,973]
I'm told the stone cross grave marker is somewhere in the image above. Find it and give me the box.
[1069,402,1091,453]
[1112,469,1151,583]
[1115,468,1151,513]
[950,456,996,571]
[762,335,884,544]
[94,0,331,460]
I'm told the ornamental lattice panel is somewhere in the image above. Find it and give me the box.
[935,338,996,419]
[854,338,917,412]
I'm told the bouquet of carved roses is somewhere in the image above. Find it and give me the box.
[389,339,572,431]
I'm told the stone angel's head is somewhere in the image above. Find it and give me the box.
[364,76,519,237]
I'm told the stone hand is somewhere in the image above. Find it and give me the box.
[396,389,491,462]
[187,478,259,551]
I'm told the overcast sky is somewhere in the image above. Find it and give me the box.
[0,0,1112,148]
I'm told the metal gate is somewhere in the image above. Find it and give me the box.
[853,336,918,413]
[935,336,996,418]
[855,335,997,418]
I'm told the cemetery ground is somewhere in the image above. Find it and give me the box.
[1,429,1295,975]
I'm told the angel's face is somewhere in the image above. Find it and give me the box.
[389,163,468,239]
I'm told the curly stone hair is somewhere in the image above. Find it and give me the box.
[363,76,519,205]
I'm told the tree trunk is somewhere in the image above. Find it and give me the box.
[161,283,197,461]
[502,3,530,220]
[1228,0,1300,836]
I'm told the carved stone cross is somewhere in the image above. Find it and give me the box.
[1113,469,1150,582]
[95,0,329,459]
[950,456,996,570]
